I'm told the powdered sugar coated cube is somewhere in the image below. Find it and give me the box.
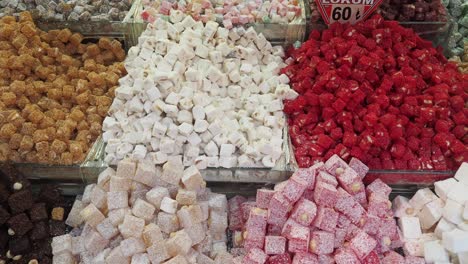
[310,231,334,255]
[349,230,377,259]
[264,236,286,255]
[290,198,317,226]
[119,214,145,238]
[160,197,178,214]
[116,158,137,178]
[107,191,129,210]
[255,189,275,209]
[146,187,170,209]
[314,206,339,232]
[132,198,156,221]
[97,218,119,240]
[52,234,72,255]
[131,253,150,264]
[120,237,146,257]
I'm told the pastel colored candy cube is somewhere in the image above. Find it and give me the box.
[243,248,268,264]
[314,181,338,208]
[281,177,308,203]
[292,253,318,264]
[349,157,369,179]
[336,167,364,195]
[310,231,334,255]
[256,189,275,209]
[349,230,377,259]
[335,248,360,264]
[314,206,339,232]
[366,179,391,198]
[288,225,310,253]
[290,198,317,226]
[264,236,286,255]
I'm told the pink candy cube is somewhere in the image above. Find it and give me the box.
[404,256,425,264]
[288,225,310,253]
[362,215,381,236]
[292,252,318,264]
[317,171,338,187]
[349,157,369,179]
[281,177,308,203]
[268,193,292,221]
[314,207,339,232]
[349,231,377,260]
[256,190,275,209]
[314,181,338,208]
[281,218,302,239]
[244,248,268,264]
[318,254,334,264]
[242,201,257,222]
[291,198,317,226]
[324,154,349,176]
[366,179,392,198]
[292,168,316,189]
[303,189,315,201]
[267,224,283,236]
[310,231,334,255]
[353,191,368,208]
[264,236,286,255]
[334,248,360,264]
[246,207,268,230]
[335,188,364,224]
[267,210,288,227]
[334,228,347,249]
[336,167,364,195]
[367,193,392,218]
[266,253,291,264]
[381,251,405,264]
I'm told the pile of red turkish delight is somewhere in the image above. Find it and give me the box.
[228,155,424,263]
[282,14,468,170]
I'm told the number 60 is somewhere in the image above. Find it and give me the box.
[332,6,351,20]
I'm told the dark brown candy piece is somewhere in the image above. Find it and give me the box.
[49,220,66,236]
[8,236,31,255]
[8,189,34,214]
[32,239,52,258]
[0,164,31,192]
[30,221,49,241]
[7,213,33,236]
[0,227,8,250]
[37,185,63,208]
[0,205,10,225]
[0,184,10,203]
[29,203,48,222]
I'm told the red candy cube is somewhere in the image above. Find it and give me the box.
[314,206,339,232]
[314,181,338,208]
[335,248,360,264]
[362,250,380,264]
[244,248,268,264]
[288,225,310,253]
[291,198,317,226]
[257,189,276,209]
[264,236,287,255]
[292,253,319,264]
[310,231,335,255]
[349,230,377,260]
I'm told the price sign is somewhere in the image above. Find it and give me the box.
[315,0,383,25]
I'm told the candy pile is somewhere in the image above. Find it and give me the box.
[394,162,468,263]
[282,14,468,169]
[377,0,447,21]
[0,164,68,263]
[450,41,468,73]
[140,0,302,27]
[229,155,418,263]
[445,0,468,57]
[0,0,132,22]
[103,17,298,168]
[0,12,126,164]
[54,159,232,263]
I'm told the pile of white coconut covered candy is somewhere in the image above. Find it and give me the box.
[102,15,298,168]
[393,162,468,264]
[52,159,232,263]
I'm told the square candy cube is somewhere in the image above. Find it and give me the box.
[281,177,308,203]
[454,162,468,185]
[324,154,349,176]
[434,178,457,201]
[97,218,119,240]
[80,203,105,227]
[107,191,129,210]
[443,199,464,225]
[353,191,368,208]
[336,167,364,195]
[447,182,468,204]
[335,188,364,224]
[310,231,334,255]
[134,161,157,187]
[143,223,164,247]
[288,225,310,253]
[266,253,291,264]
[116,158,137,178]
[132,199,156,221]
[243,248,268,264]
[120,237,146,257]
[269,193,292,217]
[318,254,334,264]
[119,214,145,238]
[292,253,318,264]
[291,198,317,226]
[335,248,360,264]
[242,201,257,222]
[349,158,369,179]
[442,228,468,253]
[418,198,443,230]
[334,228,347,248]
[404,256,425,264]
[317,171,338,187]
[362,215,381,236]
[349,230,377,260]
[423,240,449,263]
[361,251,379,264]
[244,238,265,250]
[292,168,316,189]
[314,181,338,208]
[110,176,132,192]
[146,187,170,209]
[52,234,72,255]
[314,207,339,232]
[182,165,205,191]
[160,197,178,214]
[381,251,405,264]
[166,230,193,257]
[392,196,416,218]
[367,193,392,218]
[366,179,392,198]
[132,253,151,264]
[256,189,275,209]
[264,236,286,255]
[267,210,288,228]
[409,188,438,211]
[281,218,302,239]
[398,217,422,239]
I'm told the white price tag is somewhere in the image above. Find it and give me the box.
[315,0,383,25]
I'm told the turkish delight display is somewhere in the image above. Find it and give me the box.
[53,158,233,263]
[445,0,468,58]
[0,12,126,165]
[283,14,468,170]
[140,0,302,26]
[0,164,68,263]
[103,17,299,168]
[0,0,133,22]
[395,162,468,263]
[229,155,418,263]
